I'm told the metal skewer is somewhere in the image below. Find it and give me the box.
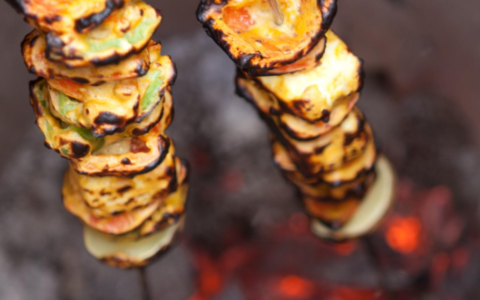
[139,267,152,300]
[267,0,284,25]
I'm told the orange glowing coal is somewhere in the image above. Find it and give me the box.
[277,275,314,298]
[386,217,421,254]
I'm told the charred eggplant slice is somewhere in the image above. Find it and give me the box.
[46,0,162,68]
[23,30,150,85]
[197,0,336,74]
[30,79,170,176]
[7,0,130,35]
[46,41,176,137]
[254,31,363,122]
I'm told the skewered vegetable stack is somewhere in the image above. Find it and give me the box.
[198,0,395,240]
[9,0,189,267]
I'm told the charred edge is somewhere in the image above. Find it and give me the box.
[319,0,338,29]
[316,218,345,231]
[91,80,106,86]
[75,1,118,33]
[249,37,327,77]
[117,136,171,178]
[357,59,366,93]
[166,166,179,193]
[135,59,149,77]
[94,112,124,125]
[44,15,62,25]
[305,182,372,203]
[133,106,165,136]
[278,121,321,142]
[325,162,377,188]
[5,0,24,13]
[71,142,91,158]
[71,77,90,84]
[344,116,366,147]
[117,185,133,194]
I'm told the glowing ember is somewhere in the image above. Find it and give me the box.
[277,275,314,298]
[386,217,421,254]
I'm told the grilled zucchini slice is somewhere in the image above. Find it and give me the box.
[310,156,396,240]
[197,0,336,74]
[6,0,130,35]
[272,109,371,177]
[274,134,377,185]
[63,154,187,236]
[254,31,363,122]
[23,30,150,85]
[46,41,176,137]
[46,0,161,68]
[66,144,178,218]
[235,73,358,141]
[30,79,170,176]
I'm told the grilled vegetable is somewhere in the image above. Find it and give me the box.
[139,159,189,237]
[63,155,187,235]
[30,79,171,176]
[84,217,184,268]
[66,143,178,218]
[276,111,371,176]
[310,156,395,240]
[274,135,377,185]
[236,71,359,141]
[23,30,150,85]
[46,0,161,68]
[6,0,130,35]
[197,0,336,74]
[45,41,176,137]
[80,159,188,268]
[254,31,363,122]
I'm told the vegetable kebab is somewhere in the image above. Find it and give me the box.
[8,0,189,267]
[198,0,395,241]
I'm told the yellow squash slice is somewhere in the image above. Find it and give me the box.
[311,156,396,240]
[7,0,130,35]
[46,0,161,68]
[197,0,336,74]
[66,144,178,218]
[276,110,372,176]
[30,79,171,176]
[23,30,150,85]
[45,41,176,137]
[236,73,358,140]
[254,31,363,122]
